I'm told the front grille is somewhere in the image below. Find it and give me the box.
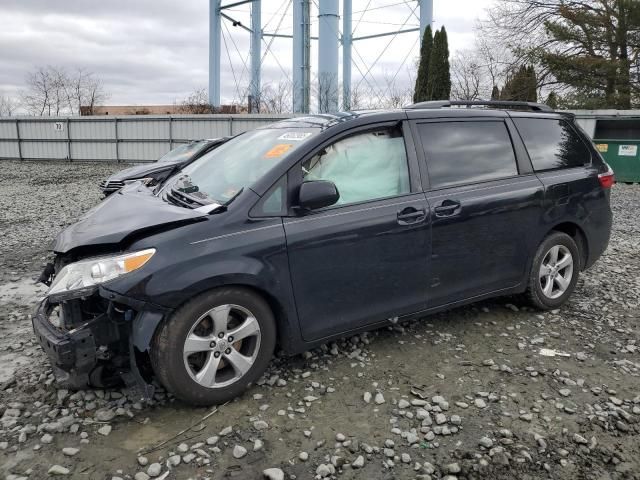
[163,188,202,209]
[100,180,125,191]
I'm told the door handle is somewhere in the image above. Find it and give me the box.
[434,200,461,217]
[397,207,427,225]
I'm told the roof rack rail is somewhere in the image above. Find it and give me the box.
[406,100,554,112]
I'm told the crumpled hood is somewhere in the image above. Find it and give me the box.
[106,160,183,182]
[52,183,207,254]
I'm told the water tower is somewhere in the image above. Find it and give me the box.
[209,0,434,113]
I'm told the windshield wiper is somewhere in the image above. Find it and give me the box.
[163,164,182,182]
[223,187,244,206]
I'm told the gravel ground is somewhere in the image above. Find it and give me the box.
[1,159,639,480]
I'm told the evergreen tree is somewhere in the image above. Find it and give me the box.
[413,26,433,103]
[426,29,441,100]
[539,1,639,109]
[500,65,537,102]
[546,91,558,109]
[427,27,451,100]
[491,85,500,100]
[499,69,517,101]
[526,65,538,102]
[439,27,452,100]
[485,0,639,108]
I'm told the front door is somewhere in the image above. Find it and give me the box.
[284,125,431,341]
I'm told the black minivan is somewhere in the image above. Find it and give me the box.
[33,101,613,405]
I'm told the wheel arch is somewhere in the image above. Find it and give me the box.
[212,282,294,352]
[548,221,589,270]
[133,275,298,354]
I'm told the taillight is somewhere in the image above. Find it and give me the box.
[598,166,615,189]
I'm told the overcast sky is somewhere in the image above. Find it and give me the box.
[0,0,494,107]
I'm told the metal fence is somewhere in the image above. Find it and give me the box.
[0,114,292,163]
[2,110,632,164]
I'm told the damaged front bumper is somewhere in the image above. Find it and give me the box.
[33,298,100,381]
[32,276,168,400]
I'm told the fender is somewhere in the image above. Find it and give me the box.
[110,251,304,353]
[127,271,302,353]
[131,310,165,352]
[182,271,302,352]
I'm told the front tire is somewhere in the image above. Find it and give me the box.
[526,232,581,310]
[150,287,276,406]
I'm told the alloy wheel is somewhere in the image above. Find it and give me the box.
[539,245,574,299]
[183,304,261,388]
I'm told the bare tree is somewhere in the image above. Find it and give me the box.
[316,73,340,113]
[71,69,109,115]
[176,88,215,114]
[260,80,292,114]
[475,35,519,93]
[448,30,555,102]
[0,95,19,116]
[25,66,69,116]
[21,66,109,116]
[349,84,368,110]
[380,73,413,109]
[22,67,53,116]
[451,50,484,101]
[50,67,69,115]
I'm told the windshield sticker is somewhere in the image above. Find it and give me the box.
[264,144,293,158]
[278,132,312,141]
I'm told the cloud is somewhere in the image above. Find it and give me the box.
[0,0,493,108]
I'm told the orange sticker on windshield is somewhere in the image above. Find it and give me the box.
[264,144,293,158]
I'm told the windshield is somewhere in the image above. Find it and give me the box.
[174,127,319,203]
[158,141,207,163]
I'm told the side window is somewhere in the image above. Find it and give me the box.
[513,118,591,171]
[417,121,518,189]
[251,176,286,217]
[302,127,410,206]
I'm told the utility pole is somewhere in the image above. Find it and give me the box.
[342,0,352,111]
[209,0,221,108]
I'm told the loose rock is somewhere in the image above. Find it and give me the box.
[263,468,285,480]
[233,445,248,459]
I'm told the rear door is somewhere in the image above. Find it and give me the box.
[283,122,431,341]
[411,117,545,307]
[511,115,612,266]
[511,115,601,202]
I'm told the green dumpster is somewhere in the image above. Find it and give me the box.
[593,118,640,183]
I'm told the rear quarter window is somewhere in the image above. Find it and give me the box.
[417,121,519,189]
[513,118,592,171]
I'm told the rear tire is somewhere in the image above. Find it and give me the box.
[150,287,276,406]
[526,232,581,310]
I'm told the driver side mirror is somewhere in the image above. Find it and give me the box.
[297,180,340,210]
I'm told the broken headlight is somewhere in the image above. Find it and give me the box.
[47,249,156,301]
